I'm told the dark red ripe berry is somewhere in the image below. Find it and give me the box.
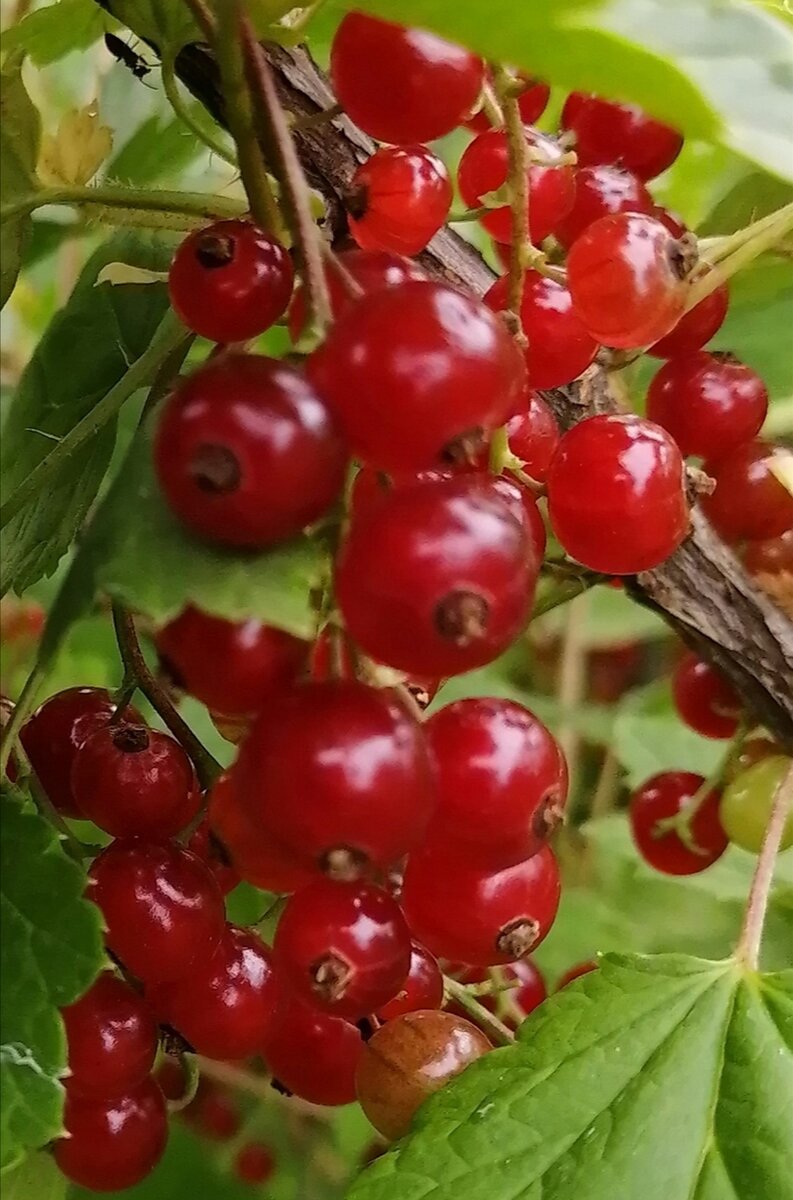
[485,271,598,389]
[154,353,347,549]
[651,205,688,238]
[89,840,225,983]
[378,942,444,1021]
[71,724,199,840]
[457,128,575,244]
[567,213,694,347]
[234,1142,275,1185]
[629,771,728,875]
[672,652,742,739]
[61,973,158,1099]
[425,697,568,868]
[649,277,729,358]
[288,248,425,342]
[308,280,526,473]
[262,992,363,1106]
[168,220,293,344]
[336,475,537,677]
[547,414,688,574]
[561,92,683,180]
[701,440,793,542]
[148,924,279,1059]
[54,1078,167,1192]
[156,606,307,718]
[554,164,652,249]
[20,687,141,818]
[506,392,560,484]
[466,72,549,131]
[330,14,483,144]
[187,818,240,895]
[557,961,598,989]
[347,145,452,256]
[402,841,561,965]
[647,351,767,460]
[490,475,547,562]
[273,878,412,1020]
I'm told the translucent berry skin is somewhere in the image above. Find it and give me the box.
[490,475,547,562]
[425,697,568,868]
[355,1011,491,1140]
[54,1079,168,1193]
[648,279,729,358]
[235,679,433,874]
[652,205,688,237]
[234,1142,275,1185]
[402,842,561,965]
[156,606,307,719]
[557,961,598,989]
[560,92,683,180]
[457,128,575,244]
[288,248,425,342]
[485,271,598,389]
[148,925,279,1059]
[263,991,363,1106]
[719,756,793,854]
[168,220,293,344]
[701,440,793,543]
[273,878,412,1021]
[546,414,688,574]
[348,145,452,256]
[336,475,537,677]
[71,724,200,840]
[466,72,549,131]
[567,213,693,348]
[647,351,767,460]
[154,353,347,549]
[672,652,742,740]
[554,164,652,249]
[21,688,142,818]
[506,392,560,484]
[88,840,225,984]
[61,973,158,1099]
[187,818,241,895]
[308,280,526,473]
[629,772,728,875]
[379,942,444,1021]
[330,14,483,145]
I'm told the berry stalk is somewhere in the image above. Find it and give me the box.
[735,759,793,970]
[442,976,515,1046]
[493,65,531,323]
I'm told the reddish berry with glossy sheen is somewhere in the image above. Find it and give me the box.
[567,213,694,348]
[61,973,158,1099]
[20,688,141,818]
[155,353,347,549]
[235,679,433,875]
[485,271,598,389]
[168,220,293,344]
[187,818,240,895]
[207,771,315,893]
[54,1079,167,1192]
[347,145,452,256]
[156,607,307,719]
[466,72,549,130]
[234,1142,275,1185]
[506,392,560,484]
[561,92,683,180]
[629,771,728,875]
[649,278,730,358]
[557,961,598,989]
[402,841,561,965]
[489,475,547,562]
[331,14,483,144]
[457,128,575,244]
[555,164,652,249]
[652,205,688,237]
[701,440,793,543]
[88,840,225,984]
[378,942,444,1020]
[425,697,568,868]
[263,992,364,1106]
[672,652,742,739]
[647,351,767,460]
[309,281,526,472]
[288,248,425,342]
[547,414,688,574]
[336,475,537,677]
[274,878,411,1020]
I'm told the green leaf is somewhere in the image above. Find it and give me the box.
[104,0,199,52]
[0,786,105,1168]
[612,683,724,786]
[0,56,41,309]
[699,171,793,235]
[109,112,206,186]
[0,0,108,66]
[711,258,793,409]
[3,1152,67,1200]
[348,955,793,1200]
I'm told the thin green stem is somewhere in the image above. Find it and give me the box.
[493,66,530,321]
[165,1054,201,1114]
[161,54,237,167]
[0,666,46,778]
[443,977,515,1046]
[735,760,793,970]
[690,202,793,309]
[1,184,245,225]
[652,720,752,852]
[531,567,605,620]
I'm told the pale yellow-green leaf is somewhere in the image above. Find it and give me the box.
[37,103,113,188]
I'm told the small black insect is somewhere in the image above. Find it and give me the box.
[104,32,152,82]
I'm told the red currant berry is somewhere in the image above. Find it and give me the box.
[652,205,688,237]
[21,688,141,818]
[187,818,240,895]
[425,697,567,867]
[54,1078,167,1192]
[234,1142,275,1185]
[263,991,364,1105]
[347,145,452,256]
[554,164,652,249]
[744,528,793,581]
[489,475,547,562]
[61,973,158,1099]
[629,771,728,875]
[168,220,293,344]
[557,961,598,989]
[485,271,598,389]
[288,248,425,343]
[402,841,561,965]
[466,72,549,131]
[672,651,742,739]
[330,14,483,144]
[560,92,683,180]
[155,353,347,549]
[701,439,793,543]
[186,1083,241,1140]
[505,392,560,484]
[457,128,575,244]
[647,351,767,460]
[648,276,729,358]
[378,942,444,1021]
[567,213,695,347]
[308,280,526,472]
[546,414,688,574]
[336,475,537,677]
[89,840,225,983]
